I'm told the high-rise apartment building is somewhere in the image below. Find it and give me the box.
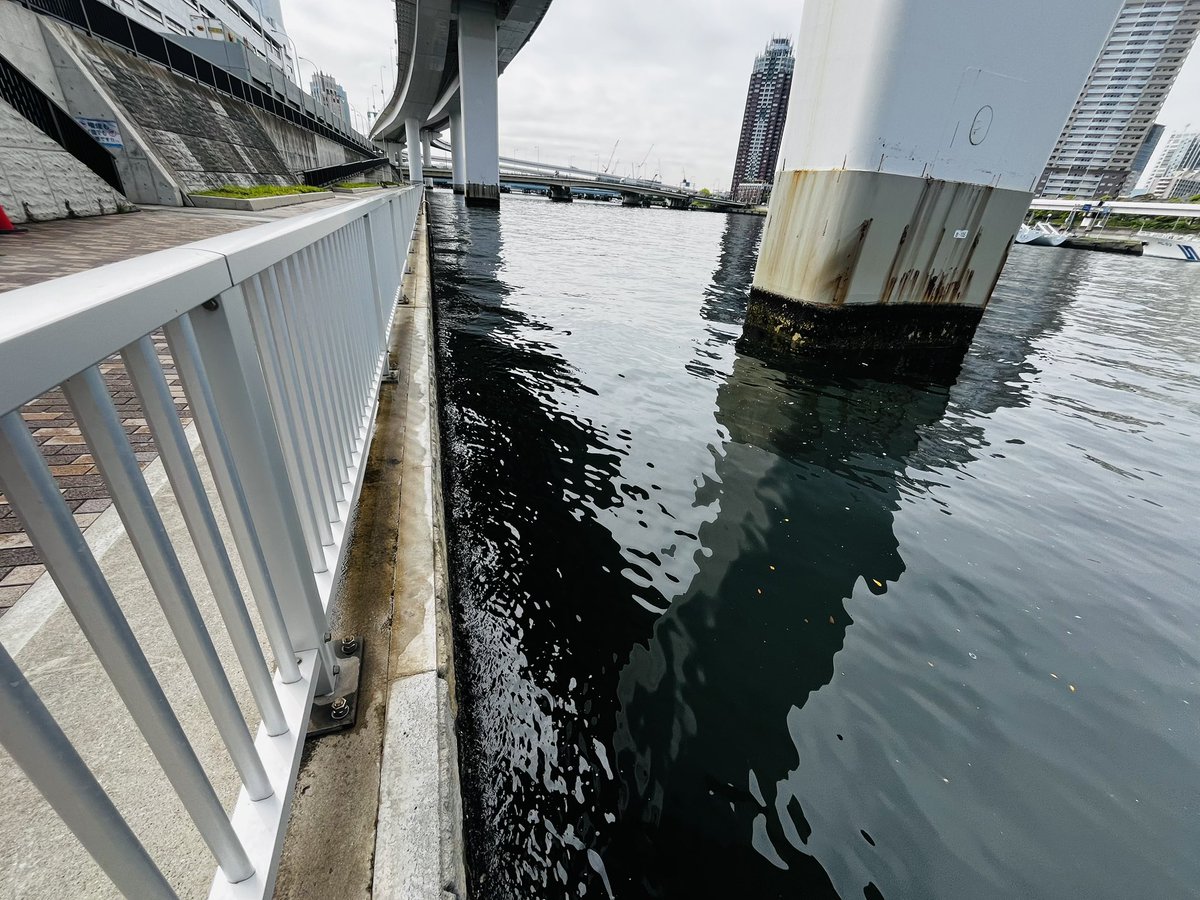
[1127,121,1166,190]
[730,37,794,196]
[311,72,353,134]
[1037,0,1200,199]
[1148,129,1200,196]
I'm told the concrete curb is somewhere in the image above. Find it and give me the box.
[331,186,385,194]
[274,200,465,899]
[187,191,334,211]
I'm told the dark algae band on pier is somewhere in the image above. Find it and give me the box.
[430,192,1200,899]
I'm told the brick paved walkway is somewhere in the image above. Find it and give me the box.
[0,199,355,613]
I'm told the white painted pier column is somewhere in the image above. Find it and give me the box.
[421,132,433,167]
[404,117,424,184]
[450,109,466,195]
[457,0,501,208]
[751,0,1124,365]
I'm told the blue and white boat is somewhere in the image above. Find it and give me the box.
[1140,233,1200,262]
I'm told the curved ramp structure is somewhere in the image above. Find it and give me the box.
[371,0,553,206]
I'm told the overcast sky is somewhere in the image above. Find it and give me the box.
[285,0,1200,192]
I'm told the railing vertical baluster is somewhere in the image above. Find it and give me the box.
[361,209,386,334]
[187,285,336,694]
[350,223,379,396]
[389,195,408,298]
[292,247,352,480]
[0,642,178,900]
[328,230,369,432]
[328,227,370,440]
[289,250,352,485]
[165,315,302,687]
[62,367,273,802]
[123,336,288,738]
[244,274,330,561]
[297,243,355,473]
[369,205,396,315]
[272,259,344,511]
[0,412,254,883]
[316,233,364,453]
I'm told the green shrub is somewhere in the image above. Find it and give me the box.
[194,184,325,199]
[334,182,380,189]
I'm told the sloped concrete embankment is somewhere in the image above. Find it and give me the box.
[0,1,384,222]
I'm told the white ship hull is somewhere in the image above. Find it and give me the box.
[1141,238,1200,261]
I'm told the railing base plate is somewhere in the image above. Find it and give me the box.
[306,636,364,738]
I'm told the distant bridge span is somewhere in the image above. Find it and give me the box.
[422,145,752,211]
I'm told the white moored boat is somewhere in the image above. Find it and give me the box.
[1015,221,1070,247]
[1139,233,1200,262]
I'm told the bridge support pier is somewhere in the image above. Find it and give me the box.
[752,0,1123,369]
[668,197,692,211]
[621,193,649,208]
[450,110,466,194]
[458,0,501,208]
[404,118,423,184]
[548,185,572,203]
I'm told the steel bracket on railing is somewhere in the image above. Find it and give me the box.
[307,636,365,738]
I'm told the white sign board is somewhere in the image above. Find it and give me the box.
[75,117,123,149]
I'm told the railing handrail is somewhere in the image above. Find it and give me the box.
[0,189,412,418]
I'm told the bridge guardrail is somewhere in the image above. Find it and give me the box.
[0,185,423,898]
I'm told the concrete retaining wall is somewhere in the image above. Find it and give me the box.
[0,2,376,218]
[0,98,131,223]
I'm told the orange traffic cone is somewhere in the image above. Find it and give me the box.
[0,203,28,235]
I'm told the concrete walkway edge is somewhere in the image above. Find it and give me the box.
[372,204,466,899]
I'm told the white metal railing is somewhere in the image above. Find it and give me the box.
[0,185,423,898]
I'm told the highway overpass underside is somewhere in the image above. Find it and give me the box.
[371,0,553,207]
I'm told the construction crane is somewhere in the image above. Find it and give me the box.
[602,140,619,173]
[636,143,655,179]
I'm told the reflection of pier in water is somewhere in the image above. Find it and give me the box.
[434,198,1088,897]
[606,222,1084,897]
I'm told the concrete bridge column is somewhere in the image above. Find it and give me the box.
[752,0,1123,367]
[421,131,433,168]
[457,0,501,208]
[548,184,573,203]
[404,117,423,184]
[450,110,466,194]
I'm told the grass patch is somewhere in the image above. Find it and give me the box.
[193,184,325,199]
[335,182,380,189]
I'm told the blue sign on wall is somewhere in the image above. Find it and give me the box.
[75,117,123,149]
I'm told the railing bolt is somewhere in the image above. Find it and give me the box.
[201,298,220,311]
[323,631,332,643]
[330,697,349,720]
[341,637,358,654]
[332,664,341,676]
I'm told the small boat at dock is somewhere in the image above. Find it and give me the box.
[1015,222,1070,247]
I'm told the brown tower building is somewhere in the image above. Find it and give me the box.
[730,37,795,198]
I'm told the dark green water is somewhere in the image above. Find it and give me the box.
[430,191,1200,899]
